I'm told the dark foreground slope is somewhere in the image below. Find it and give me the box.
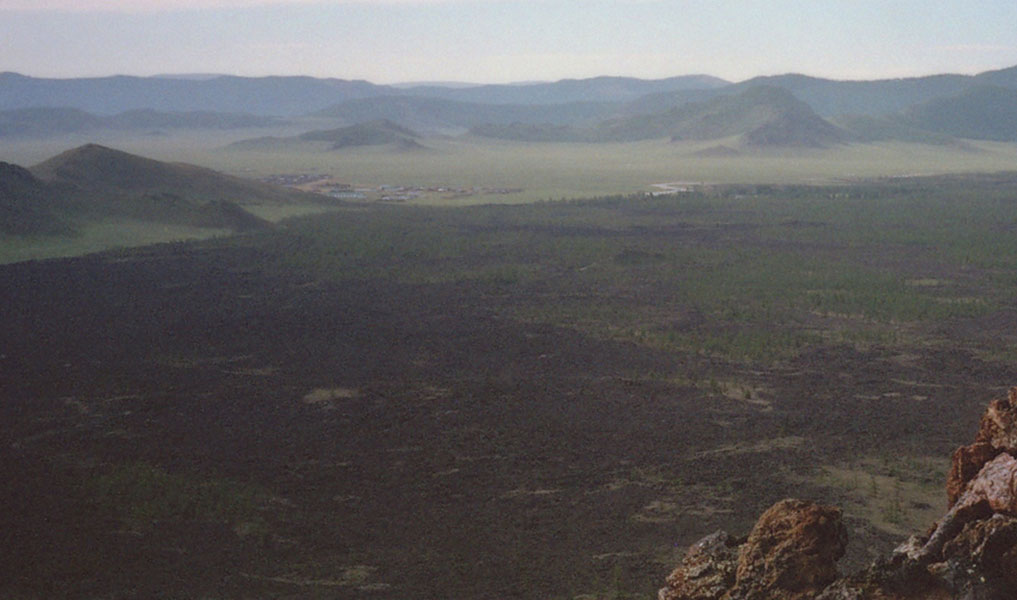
[4,179,1017,598]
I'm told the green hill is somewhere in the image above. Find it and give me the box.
[664,86,845,146]
[298,119,424,149]
[232,119,427,151]
[832,114,957,145]
[473,86,845,147]
[33,144,295,206]
[27,144,314,232]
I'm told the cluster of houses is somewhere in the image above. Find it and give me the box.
[262,173,522,202]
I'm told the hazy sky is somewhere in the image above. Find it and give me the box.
[2,0,1017,84]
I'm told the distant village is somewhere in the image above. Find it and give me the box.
[261,173,523,202]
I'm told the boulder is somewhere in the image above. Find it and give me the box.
[930,514,1017,598]
[658,500,846,600]
[730,499,847,600]
[975,391,1017,450]
[947,442,1001,507]
[947,389,1017,507]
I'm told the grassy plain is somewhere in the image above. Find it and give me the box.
[8,132,1017,206]
[195,137,1017,203]
[0,220,230,265]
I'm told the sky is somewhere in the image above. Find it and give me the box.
[2,0,1017,84]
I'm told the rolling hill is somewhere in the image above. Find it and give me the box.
[33,144,295,206]
[832,114,957,145]
[665,85,845,146]
[297,119,424,149]
[230,119,427,151]
[472,86,846,148]
[903,85,1017,141]
[625,67,1017,120]
[314,95,616,132]
[729,73,976,117]
[0,144,326,235]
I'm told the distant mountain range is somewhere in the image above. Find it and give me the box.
[634,65,1017,118]
[5,65,1017,147]
[400,74,729,105]
[0,107,278,137]
[903,85,1017,141]
[1,144,315,235]
[313,96,617,132]
[0,72,726,116]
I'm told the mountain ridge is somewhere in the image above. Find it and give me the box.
[5,66,1017,145]
[0,106,278,137]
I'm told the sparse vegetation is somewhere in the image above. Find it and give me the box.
[7,168,1017,598]
[89,462,266,530]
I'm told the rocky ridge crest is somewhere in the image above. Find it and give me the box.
[659,389,1017,600]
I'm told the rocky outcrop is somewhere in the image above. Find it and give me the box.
[946,391,1017,506]
[733,500,847,600]
[660,500,847,600]
[660,531,741,600]
[659,388,1017,600]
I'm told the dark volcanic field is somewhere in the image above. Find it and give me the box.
[4,180,1017,599]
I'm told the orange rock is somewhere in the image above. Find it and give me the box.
[731,499,847,600]
[947,442,1001,507]
[945,389,1017,507]
[975,390,1017,449]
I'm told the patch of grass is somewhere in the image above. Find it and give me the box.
[811,456,949,536]
[89,462,267,530]
[0,220,230,264]
[258,176,1017,367]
